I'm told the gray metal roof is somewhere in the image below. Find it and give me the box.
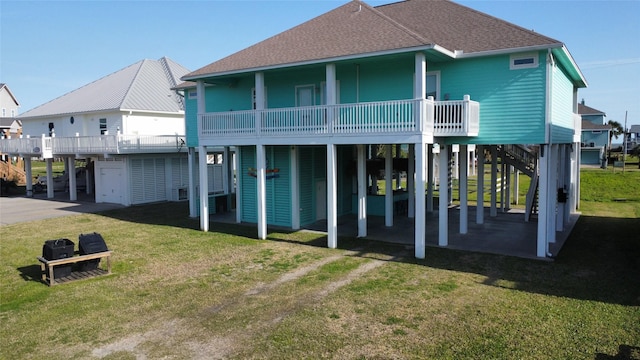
[19,57,190,119]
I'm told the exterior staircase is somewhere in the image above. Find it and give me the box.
[497,144,539,221]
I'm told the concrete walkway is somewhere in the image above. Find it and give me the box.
[0,192,124,226]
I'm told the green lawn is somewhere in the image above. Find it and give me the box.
[0,169,638,359]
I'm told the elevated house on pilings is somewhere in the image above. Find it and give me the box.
[180,0,586,259]
[0,57,194,206]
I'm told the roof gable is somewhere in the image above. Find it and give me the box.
[19,57,190,119]
[184,0,564,80]
[0,83,20,106]
[377,0,560,53]
[186,1,429,78]
[578,103,605,116]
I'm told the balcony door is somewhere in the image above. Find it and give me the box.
[296,85,315,107]
[426,71,440,100]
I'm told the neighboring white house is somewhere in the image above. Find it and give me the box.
[0,57,191,205]
[0,83,21,140]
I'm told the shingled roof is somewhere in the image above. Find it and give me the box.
[20,57,190,119]
[184,0,562,80]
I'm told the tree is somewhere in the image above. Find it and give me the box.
[607,119,624,159]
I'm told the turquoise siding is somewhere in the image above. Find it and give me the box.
[185,95,198,147]
[582,130,609,147]
[240,146,257,223]
[356,56,414,102]
[431,52,547,145]
[298,147,315,225]
[337,145,353,216]
[238,145,292,227]
[550,65,575,143]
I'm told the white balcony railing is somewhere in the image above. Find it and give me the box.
[0,134,186,158]
[433,95,479,136]
[199,97,478,141]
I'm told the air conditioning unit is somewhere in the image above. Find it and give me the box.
[171,187,188,201]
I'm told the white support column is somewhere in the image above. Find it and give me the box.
[505,165,512,210]
[556,145,566,231]
[327,144,338,249]
[291,146,300,230]
[548,144,558,243]
[490,145,498,217]
[256,145,267,240]
[408,144,415,218]
[196,80,206,114]
[68,156,77,201]
[513,169,520,205]
[255,72,265,135]
[385,145,393,227]
[537,145,549,257]
[415,52,426,100]
[85,158,92,195]
[187,148,197,217]
[415,140,426,259]
[459,144,468,234]
[25,157,33,197]
[438,143,448,246]
[46,158,54,199]
[198,145,209,232]
[357,144,367,238]
[326,64,336,132]
[499,160,505,212]
[427,145,434,212]
[476,145,484,224]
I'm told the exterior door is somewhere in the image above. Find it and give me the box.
[99,168,122,204]
[296,85,314,107]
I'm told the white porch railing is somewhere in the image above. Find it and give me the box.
[199,97,478,140]
[433,95,480,136]
[0,134,186,157]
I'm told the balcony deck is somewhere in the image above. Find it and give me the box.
[0,134,187,158]
[198,97,479,145]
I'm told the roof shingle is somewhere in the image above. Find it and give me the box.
[184,0,562,79]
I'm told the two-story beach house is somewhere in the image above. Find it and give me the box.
[0,57,191,206]
[578,102,609,166]
[180,0,586,259]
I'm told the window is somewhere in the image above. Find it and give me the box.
[510,53,539,70]
[99,118,107,134]
[11,109,15,117]
[592,130,602,134]
[1,108,5,116]
[188,90,197,99]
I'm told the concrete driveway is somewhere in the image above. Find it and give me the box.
[0,192,124,226]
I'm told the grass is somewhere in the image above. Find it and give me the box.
[1,169,639,359]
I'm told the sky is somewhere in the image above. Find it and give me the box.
[1,0,639,132]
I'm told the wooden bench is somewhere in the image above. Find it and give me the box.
[37,251,112,286]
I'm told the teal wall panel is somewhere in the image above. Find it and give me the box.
[266,146,292,227]
[358,57,414,102]
[298,147,315,225]
[581,130,608,147]
[240,146,257,223]
[550,65,575,143]
[430,52,547,145]
[185,95,199,147]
